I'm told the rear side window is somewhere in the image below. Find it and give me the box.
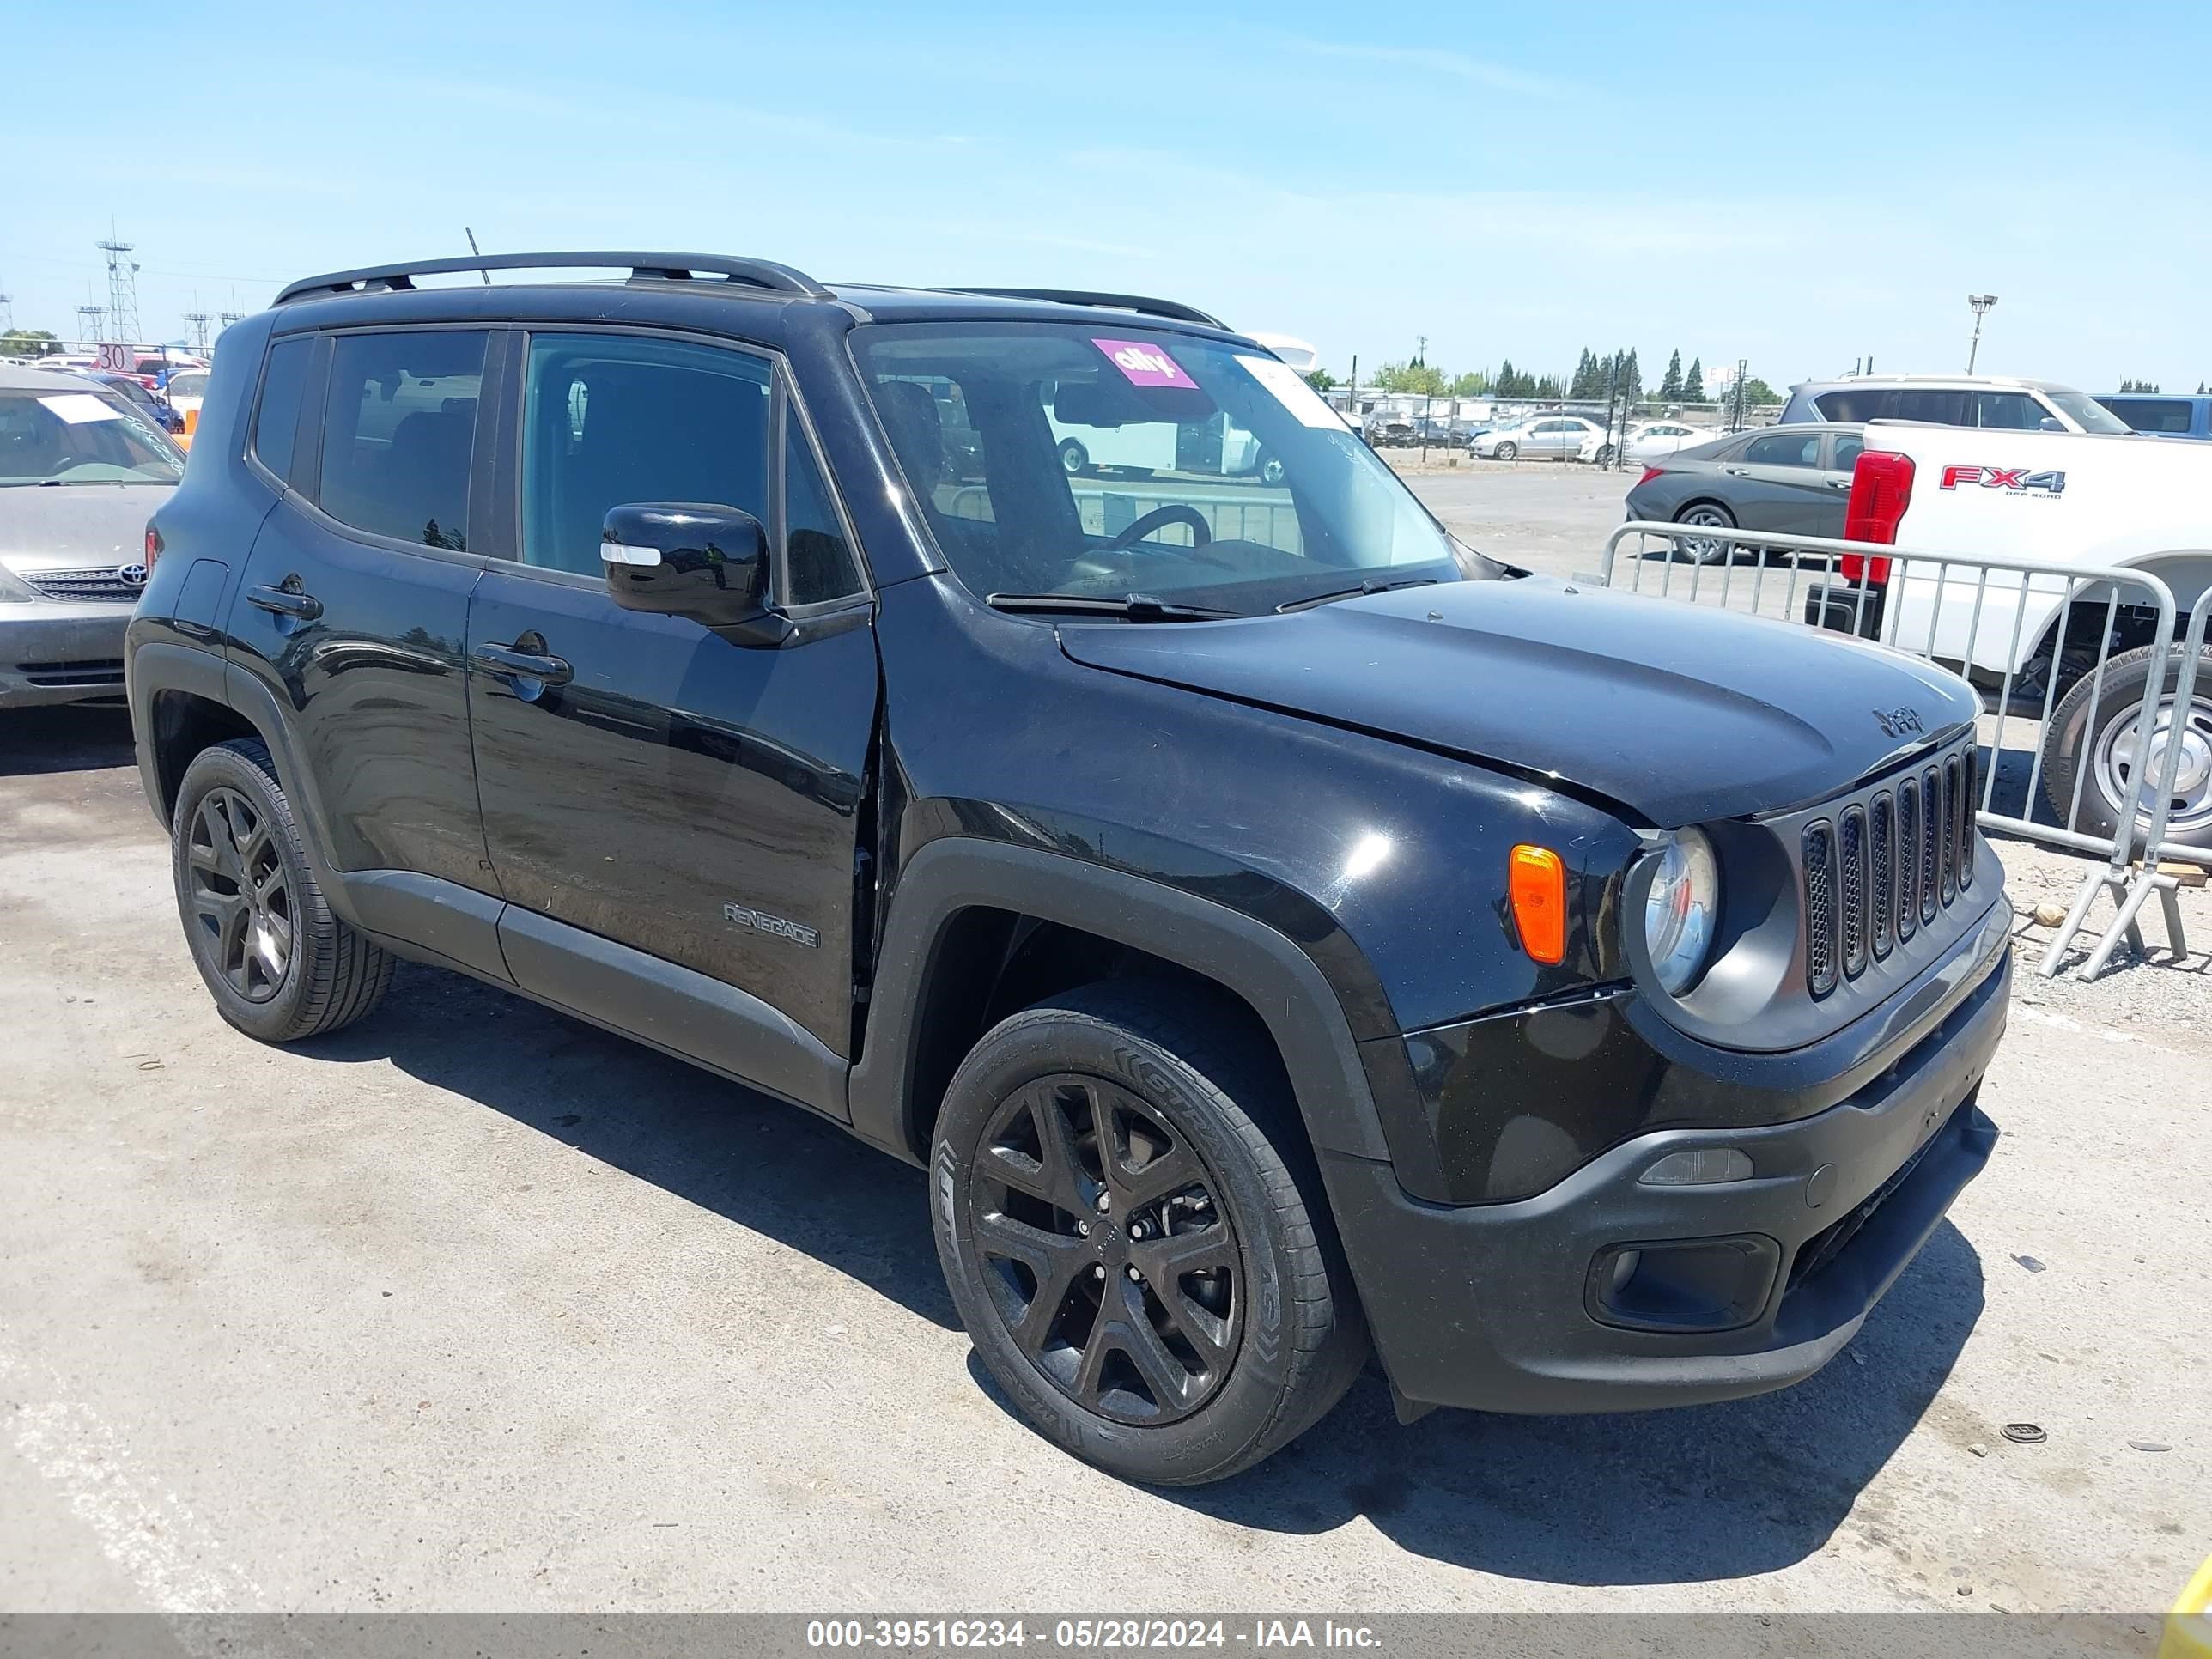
[1893,388,1969,425]
[251,337,313,485]
[317,331,487,550]
[1814,390,1888,422]
[1743,432,1820,466]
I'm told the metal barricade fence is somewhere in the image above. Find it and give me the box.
[1598,521,2185,980]
[2120,584,2212,975]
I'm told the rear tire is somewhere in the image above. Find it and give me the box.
[2040,642,2212,858]
[1058,439,1088,476]
[171,738,393,1042]
[1673,501,1736,564]
[931,981,1369,1486]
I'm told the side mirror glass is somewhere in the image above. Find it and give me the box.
[2038,416,2065,432]
[601,502,787,645]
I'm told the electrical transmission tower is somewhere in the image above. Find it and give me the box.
[98,230,143,343]
[184,311,211,353]
[77,304,107,343]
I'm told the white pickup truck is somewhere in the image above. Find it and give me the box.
[1808,422,2212,848]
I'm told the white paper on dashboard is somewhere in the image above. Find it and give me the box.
[39,393,127,425]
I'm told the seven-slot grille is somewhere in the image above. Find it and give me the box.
[1802,740,1978,996]
[18,566,143,603]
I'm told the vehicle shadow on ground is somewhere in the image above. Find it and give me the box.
[986,1224,1986,1585]
[0,703,136,777]
[295,965,963,1332]
[307,960,1981,1586]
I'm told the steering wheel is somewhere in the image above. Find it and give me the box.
[1107,504,1212,552]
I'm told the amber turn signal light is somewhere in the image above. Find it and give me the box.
[1509,844,1566,965]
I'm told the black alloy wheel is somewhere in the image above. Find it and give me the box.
[185,785,295,1003]
[969,1072,1238,1425]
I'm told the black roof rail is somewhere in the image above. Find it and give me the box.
[274,252,830,306]
[948,288,1229,331]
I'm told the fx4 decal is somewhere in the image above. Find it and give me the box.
[1939,465,2066,495]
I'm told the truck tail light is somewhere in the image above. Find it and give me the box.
[1509,844,1566,966]
[1841,450,1915,584]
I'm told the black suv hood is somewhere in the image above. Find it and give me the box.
[1056,578,1979,825]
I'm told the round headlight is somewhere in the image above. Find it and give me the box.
[1644,830,1719,995]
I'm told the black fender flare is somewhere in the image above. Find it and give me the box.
[846,836,1395,1168]
[129,641,362,931]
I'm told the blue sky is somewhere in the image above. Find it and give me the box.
[6,1,2206,391]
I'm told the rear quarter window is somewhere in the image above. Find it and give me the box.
[251,337,314,485]
[2100,398,2194,434]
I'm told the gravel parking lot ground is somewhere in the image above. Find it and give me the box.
[3,465,2209,1618]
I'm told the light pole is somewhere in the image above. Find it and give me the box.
[1966,295,1997,373]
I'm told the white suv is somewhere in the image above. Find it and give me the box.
[1779,374,2133,435]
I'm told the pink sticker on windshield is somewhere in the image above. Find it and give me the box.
[1092,337,1198,389]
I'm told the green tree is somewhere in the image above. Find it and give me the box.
[1450,369,1490,397]
[1533,374,1563,399]
[1682,356,1705,401]
[1303,368,1338,392]
[1494,357,1518,398]
[1,328,57,358]
[1621,347,1642,404]
[1739,375,1782,406]
[1373,360,1448,396]
[1658,349,1683,400]
[1568,348,1594,399]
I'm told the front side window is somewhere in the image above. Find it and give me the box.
[1893,389,1969,425]
[854,322,1466,612]
[520,333,771,577]
[0,386,181,486]
[2041,388,2131,434]
[783,418,863,605]
[1975,392,2046,430]
[317,331,486,550]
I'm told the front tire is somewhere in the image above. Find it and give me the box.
[2041,642,2212,855]
[171,738,393,1042]
[932,981,1368,1486]
[1491,440,1518,461]
[1058,439,1089,476]
[1256,449,1285,487]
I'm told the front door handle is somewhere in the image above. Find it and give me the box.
[246,583,323,622]
[472,641,574,685]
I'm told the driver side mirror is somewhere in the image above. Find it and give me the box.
[2038,416,2065,432]
[601,502,789,646]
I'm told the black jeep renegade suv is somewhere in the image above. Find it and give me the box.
[126,252,2008,1485]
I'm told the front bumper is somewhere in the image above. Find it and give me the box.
[1330,900,2009,1414]
[0,602,131,707]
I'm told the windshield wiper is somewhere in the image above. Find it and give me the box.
[985,592,1235,622]
[1276,576,1440,613]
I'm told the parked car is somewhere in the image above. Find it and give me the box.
[1473,413,1609,462]
[1621,419,1717,462]
[1625,423,1864,561]
[0,364,184,708]
[2094,392,2212,440]
[86,371,185,433]
[161,367,212,424]
[1804,422,2212,849]
[129,250,2008,1486]
[1779,374,2131,435]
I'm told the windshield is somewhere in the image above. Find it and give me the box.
[2044,388,2132,435]
[167,371,210,398]
[0,388,185,485]
[853,322,1474,615]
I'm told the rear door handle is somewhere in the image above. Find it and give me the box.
[471,642,574,685]
[246,583,322,621]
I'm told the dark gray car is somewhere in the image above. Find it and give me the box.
[1623,422,1864,562]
